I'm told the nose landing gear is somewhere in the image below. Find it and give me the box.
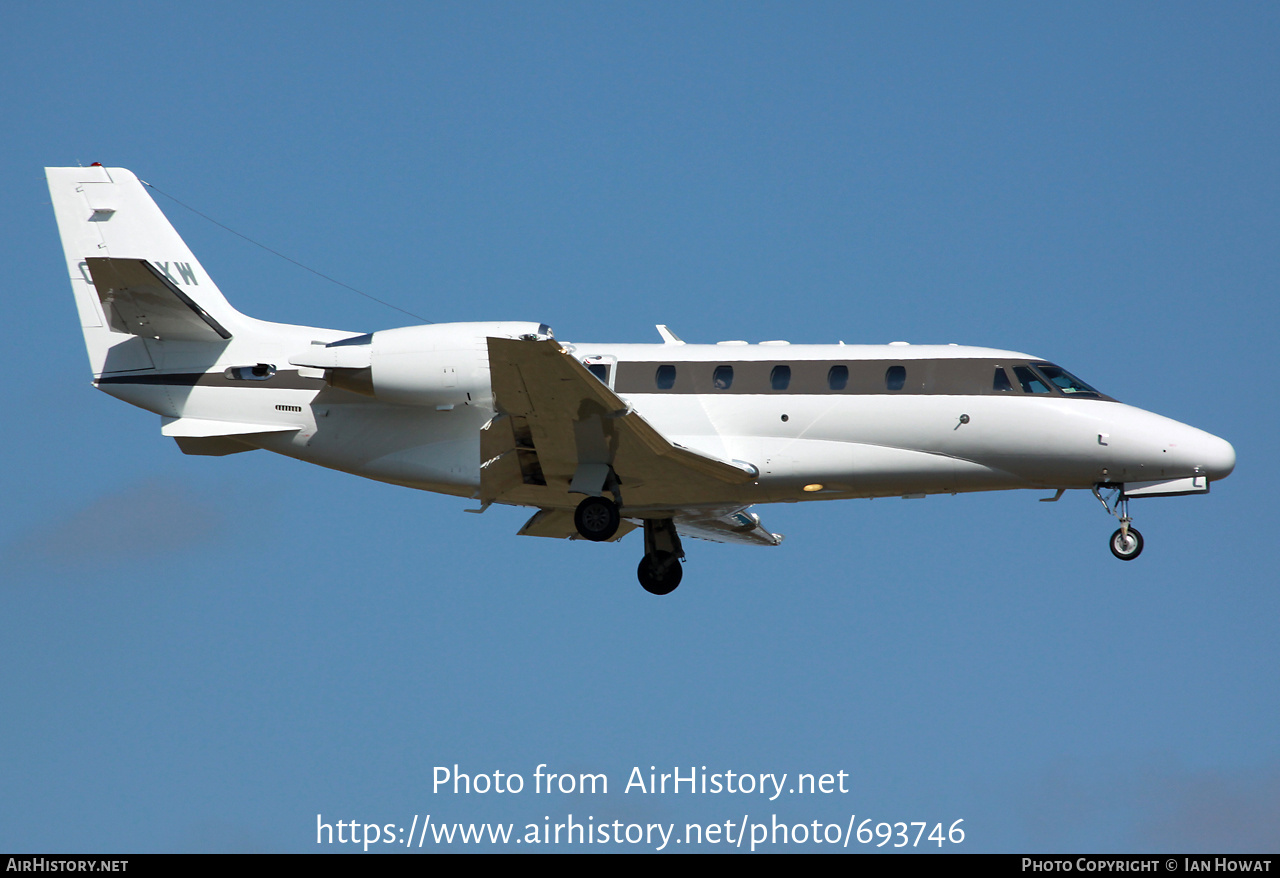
[1093,484,1144,561]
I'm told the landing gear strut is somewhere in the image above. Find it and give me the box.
[1093,484,1144,561]
[638,518,684,595]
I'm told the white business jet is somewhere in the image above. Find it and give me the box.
[48,166,1236,594]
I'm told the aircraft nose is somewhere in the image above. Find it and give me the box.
[1199,433,1236,481]
[1168,422,1235,481]
[1118,409,1236,484]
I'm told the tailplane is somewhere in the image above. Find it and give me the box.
[46,165,250,376]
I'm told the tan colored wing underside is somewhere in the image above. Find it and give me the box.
[483,337,758,512]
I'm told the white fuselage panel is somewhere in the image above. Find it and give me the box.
[97,340,1235,506]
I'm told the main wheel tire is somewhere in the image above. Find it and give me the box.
[1109,526,1144,561]
[574,496,620,542]
[637,551,683,595]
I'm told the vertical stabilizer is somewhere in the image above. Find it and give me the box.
[46,166,248,376]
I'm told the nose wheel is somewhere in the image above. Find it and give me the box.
[1093,485,1144,561]
[1109,526,1144,561]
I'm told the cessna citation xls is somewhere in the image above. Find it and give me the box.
[48,166,1236,594]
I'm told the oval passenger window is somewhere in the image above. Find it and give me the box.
[770,365,791,391]
[885,365,906,391]
[828,365,848,391]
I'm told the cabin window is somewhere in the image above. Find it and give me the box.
[993,367,1013,392]
[713,365,734,390]
[1013,365,1052,394]
[885,365,906,391]
[770,365,791,391]
[1035,363,1102,397]
[828,365,848,391]
[655,364,676,390]
[586,363,610,385]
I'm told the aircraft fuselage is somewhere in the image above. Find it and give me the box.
[94,338,1236,508]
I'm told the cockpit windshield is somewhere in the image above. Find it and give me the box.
[1033,363,1103,398]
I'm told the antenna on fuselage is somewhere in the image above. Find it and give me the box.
[140,178,431,324]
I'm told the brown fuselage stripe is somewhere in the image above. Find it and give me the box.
[614,358,1110,399]
[97,369,326,390]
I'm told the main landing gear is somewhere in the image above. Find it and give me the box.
[571,497,685,595]
[1092,484,1144,561]
[638,518,684,595]
[573,495,620,542]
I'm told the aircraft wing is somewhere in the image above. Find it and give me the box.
[483,337,759,514]
[673,508,784,547]
[516,508,639,541]
[513,504,781,546]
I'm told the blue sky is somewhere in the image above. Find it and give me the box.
[2,2,1277,852]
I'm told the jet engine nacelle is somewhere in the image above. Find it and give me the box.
[291,321,552,408]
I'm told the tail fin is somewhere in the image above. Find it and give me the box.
[46,166,248,377]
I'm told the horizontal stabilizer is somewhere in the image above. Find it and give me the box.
[173,436,255,457]
[86,258,231,342]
